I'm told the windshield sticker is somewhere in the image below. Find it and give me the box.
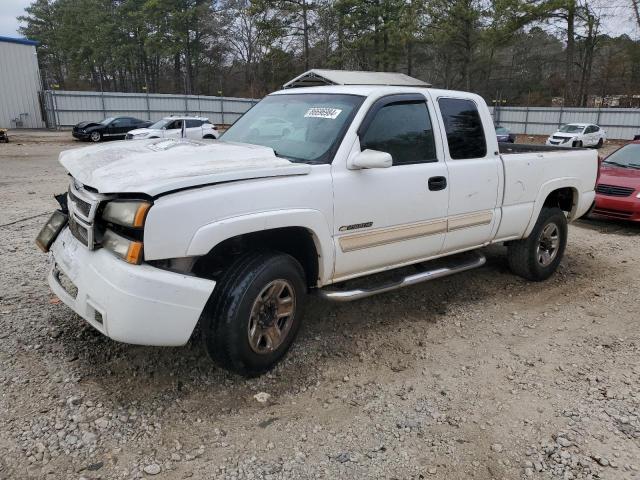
[304,107,342,119]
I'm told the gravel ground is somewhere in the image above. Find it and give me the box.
[1,132,639,480]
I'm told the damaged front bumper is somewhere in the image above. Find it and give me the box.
[48,227,215,346]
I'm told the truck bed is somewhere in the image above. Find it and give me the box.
[494,142,598,242]
[498,143,583,154]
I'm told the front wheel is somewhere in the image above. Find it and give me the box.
[507,207,568,281]
[572,140,583,148]
[89,131,102,142]
[201,251,307,377]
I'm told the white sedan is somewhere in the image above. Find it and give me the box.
[546,123,606,148]
[126,116,219,140]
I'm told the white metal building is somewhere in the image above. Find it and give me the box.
[0,36,45,129]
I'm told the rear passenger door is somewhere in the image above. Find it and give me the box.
[434,97,501,253]
[185,119,204,139]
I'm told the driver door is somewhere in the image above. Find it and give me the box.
[331,94,449,281]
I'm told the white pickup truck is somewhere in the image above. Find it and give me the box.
[37,70,598,376]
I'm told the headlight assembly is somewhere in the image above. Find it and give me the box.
[102,229,144,264]
[102,200,151,228]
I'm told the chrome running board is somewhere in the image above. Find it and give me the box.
[318,251,486,302]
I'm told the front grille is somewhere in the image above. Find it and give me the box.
[596,184,635,197]
[552,135,567,140]
[68,188,92,217]
[592,207,632,219]
[68,215,90,246]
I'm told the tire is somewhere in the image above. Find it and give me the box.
[572,140,582,148]
[507,207,568,282]
[89,131,102,142]
[201,251,307,377]
[595,138,603,148]
[203,134,215,139]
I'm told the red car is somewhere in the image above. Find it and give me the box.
[592,141,640,221]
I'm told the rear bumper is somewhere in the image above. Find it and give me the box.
[592,194,640,221]
[48,227,216,346]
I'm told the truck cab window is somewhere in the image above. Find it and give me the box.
[438,98,487,159]
[360,101,437,165]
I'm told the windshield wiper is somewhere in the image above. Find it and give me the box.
[603,161,628,168]
[628,163,640,169]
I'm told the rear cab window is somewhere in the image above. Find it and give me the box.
[438,98,487,159]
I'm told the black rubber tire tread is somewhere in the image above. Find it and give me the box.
[507,207,568,282]
[201,251,306,377]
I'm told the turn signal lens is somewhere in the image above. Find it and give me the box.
[102,229,144,264]
[102,201,151,228]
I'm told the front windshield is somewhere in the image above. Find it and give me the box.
[100,117,115,125]
[559,124,584,134]
[149,119,170,129]
[603,144,640,168]
[222,93,365,163]
[495,127,509,135]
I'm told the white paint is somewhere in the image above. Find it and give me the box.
[59,138,311,195]
[545,123,607,147]
[49,228,214,346]
[49,82,598,346]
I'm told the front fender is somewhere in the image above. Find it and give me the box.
[186,209,335,284]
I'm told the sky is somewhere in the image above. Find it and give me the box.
[1,0,638,39]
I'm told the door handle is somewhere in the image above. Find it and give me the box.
[428,176,447,191]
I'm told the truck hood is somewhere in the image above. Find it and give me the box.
[59,139,311,196]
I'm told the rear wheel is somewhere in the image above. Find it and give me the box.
[507,207,568,281]
[596,137,603,148]
[201,251,306,376]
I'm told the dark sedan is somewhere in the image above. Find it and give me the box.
[72,117,152,142]
[496,126,517,143]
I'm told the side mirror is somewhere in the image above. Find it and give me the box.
[348,149,393,170]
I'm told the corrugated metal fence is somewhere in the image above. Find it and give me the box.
[41,90,640,139]
[489,106,640,140]
[42,90,258,128]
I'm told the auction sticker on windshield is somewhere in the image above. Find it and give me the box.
[304,107,342,119]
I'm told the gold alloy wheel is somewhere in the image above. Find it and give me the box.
[247,279,296,354]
